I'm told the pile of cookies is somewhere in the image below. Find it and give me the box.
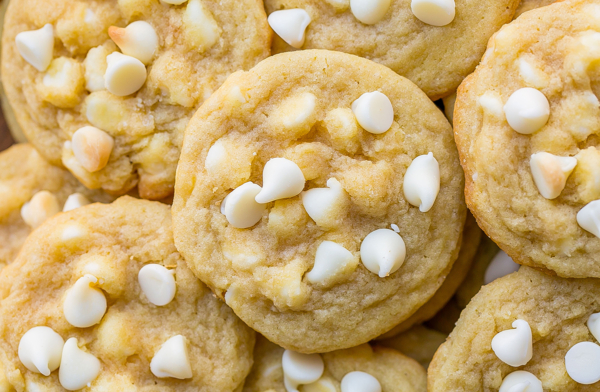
[2,0,600,390]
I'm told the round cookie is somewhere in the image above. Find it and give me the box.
[428,266,600,391]
[454,0,600,278]
[0,143,112,269]
[243,336,427,392]
[0,196,255,391]
[378,213,481,339]
[379,325,447,369]
[264,0,520,100]
[172,49,466,353]
[2,0,271,199]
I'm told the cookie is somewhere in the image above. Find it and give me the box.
[428,266,600,391]
[0,143,112,269]
[242,335,426,392]
[378,213,481,339]
[514,0,556,18]
[454,0,600,278]
[2,0,271,200]
[379,325,447,369]
[173,49,465,353]
[0,196,255,391]
[263,0,520,100]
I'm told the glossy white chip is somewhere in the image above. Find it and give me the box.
[138,264,177,306]
[268,9,311,49]
[360,229,406,277]
[18,326,64,376]
[255,158,305,203]
[351,91,394,134]
[491,319,533,367]
[403,152,440,212]
[15,24,54,71]
[503,88,550,135]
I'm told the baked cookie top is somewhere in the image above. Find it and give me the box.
[263,0,519,100]
[379,213,481,339]
[0,196,255,391]
[454,0,600,278]
[173,49,465,353]
[429,266,600,391]
[1,0,271,200]
[0,143,112,269]
[242,336,426,392]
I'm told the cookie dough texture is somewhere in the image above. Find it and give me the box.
[428,267,600,391]
[0,143,112,269]
[454,0,600,278]
[2,0,271,200]
[173,50,465,353]
[378,213,481,339]
[243,336,426,392]
[0,197,255,391]
[379,325,447,369]
[264,0,520,100]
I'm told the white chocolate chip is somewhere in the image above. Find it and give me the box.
[491,319,533,367]
[21,191,60,229]
[268,9,311,49]
[63,193,91,212]
[306,241,357,285]
[484,250,520,284]
[391,224,400,232]
[255,158,306,204]
[104,52,147,96]
[71,126,114,173]
[341,371,381,392]
[83,44,115,92]
[15,24,54,71]
[503,88,550,135]
[282,350,324,392]
[350,0,390,24]
[109,21,158,65]
[61,225,88,244]
[59,338,101,391]
[18,327,64,376]
[360,229,406,278]
[588,313,600,342]
[499,371,543,392]
[351,91,394,134]
[150,335,193,379]
[183,0,221,52]
[565,342,600,384]
[411,0,456,27]
[530,152,577,199]
[403,152,440,212]
[517,57,549,89]
[205,140,227,172]
[138,264,177,306]
[222,182,266,228]
[301,178,347,227]
[478,92,505,118]
[63,274,107,328]
[577,200,600,238]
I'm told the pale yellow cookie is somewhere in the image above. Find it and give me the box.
[0,143,112,269]
[429,266,600,391]
[454,0,600,278]
[2,0,271,199]
[243,336,426,392]
[173,49,465,353]
[0,196,255,391]
[264,0,520,100]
